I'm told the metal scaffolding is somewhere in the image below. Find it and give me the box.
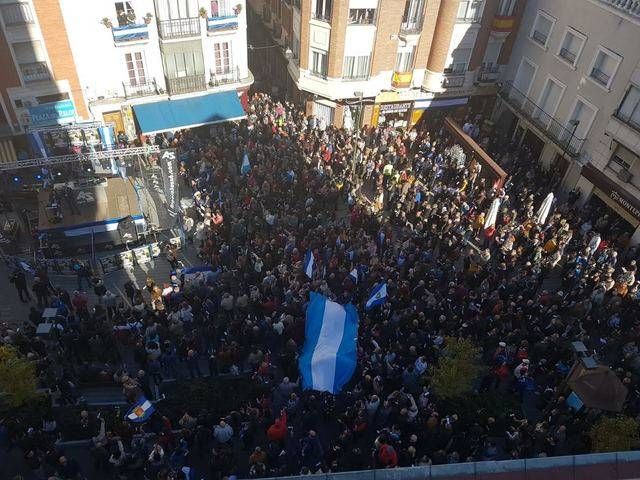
[0,145,160,171]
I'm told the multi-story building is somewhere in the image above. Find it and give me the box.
[0,0,251,165]
[247,0,526,128]
[494,0,640,245]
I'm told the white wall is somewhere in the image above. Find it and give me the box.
[503,0,640,169]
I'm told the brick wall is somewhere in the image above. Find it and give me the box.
[426,0,460,73]
[370,0,406,75]
[300,1,311,69]
[498,0,528,64]
[0,29,21,124]
[33,0,89,118]
[469,0,500,70]
[415,0,443,70]
[327,0,348,77]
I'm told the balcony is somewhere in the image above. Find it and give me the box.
[207,14,238,33]
[614,108,640,134]
[123,78,158,99]
[391,71,413,88]
[112,23,149,43]
[400,16,423,34]
[442,73,465,88]
[559,47,577,64]
[311,11,331,22]
[166,74,206,95]
[531,30,548,46]
[596,0,640,19]
[477,65,500,84]
[499,81,585,156]
[157,17,201,40]
[20,62,51,83]
[590,67,611,87]
[209,66,241,87]
[491,15,516,32]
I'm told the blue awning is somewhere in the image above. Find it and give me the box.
[133,91,246,135]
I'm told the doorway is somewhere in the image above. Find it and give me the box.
[103,110,125,136]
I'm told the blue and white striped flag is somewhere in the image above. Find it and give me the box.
[240,152,251,175]
[348,268,358,284]
[299,292,359,394]
[365,282,388,310]
[304,249,314,278]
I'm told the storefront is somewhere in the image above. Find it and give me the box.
[372,101,412,128]
[410,96,469,129]
[580,163,640,246]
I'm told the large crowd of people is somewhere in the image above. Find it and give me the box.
[3,91,640,480]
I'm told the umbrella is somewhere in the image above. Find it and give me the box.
[567,364,628,412]
[484,198,501,230]
[535,192,554,225]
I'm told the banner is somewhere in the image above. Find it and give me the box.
[160,149,178,218]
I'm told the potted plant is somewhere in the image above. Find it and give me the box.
[143,12,153,24]
[199,7,208,18]
[233,3,242,15]
[100,17,113,28]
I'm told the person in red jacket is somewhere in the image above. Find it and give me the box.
[266,409,287,443]
[376,438,398,468]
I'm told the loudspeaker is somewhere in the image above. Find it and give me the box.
[117,215,138,242]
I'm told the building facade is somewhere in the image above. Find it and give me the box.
[493,0,640,245]
[247,0,525,128]
[0,0,252,164]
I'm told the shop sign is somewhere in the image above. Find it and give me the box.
[27,100,76,126]
[379,102,412,114]
[582,163,640,222]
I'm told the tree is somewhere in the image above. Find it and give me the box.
[589,416,639,453]
[430,337,484,399]
[0,346,38,409]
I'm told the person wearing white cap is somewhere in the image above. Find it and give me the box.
[514,359,530,380]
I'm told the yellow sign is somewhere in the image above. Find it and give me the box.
[391,72,413,88]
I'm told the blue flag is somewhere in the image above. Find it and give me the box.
[240,152,251,175]
[299,292,359,394]
[304,249,314,278]
[365,282,388,310]
[125,396,155,423]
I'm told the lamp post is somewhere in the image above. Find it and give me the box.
[351,91,364,176]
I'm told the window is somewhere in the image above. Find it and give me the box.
[534,76,565,123]
[457,1,483,22]
[512,57,537,96]
[157,0,199,20]
[213,41,232,75]
[401,0,425,30]
[562,97,596,146]
[557,28,585,66]
[0,3,34,25]
[211,0,232,17]
[310,50,328,77]
[348,8,375,25]
[292,34,300,61]
[617,85,640,130]
[497,0,516,16]
[115,1,136,26]
[589,47,621,89]
[446,48,471,73]
[162,42,205,78]
[13,40,51,83]
[343,55,370,80]
[125,52,147,86]
[530,11,554,48]
[313,0,332,21]
[36,93,70,104]
[395,46,415,72]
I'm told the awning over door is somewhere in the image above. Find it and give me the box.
[133,91,246,135]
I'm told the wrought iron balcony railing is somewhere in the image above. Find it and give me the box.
[157,17,201,39]
[166,74,206,95]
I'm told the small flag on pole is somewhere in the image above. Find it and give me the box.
[304,250,314,278]
[240,152,251,175]
[125,396,155,423]
[348,268,358,284]
[365,282,388,310]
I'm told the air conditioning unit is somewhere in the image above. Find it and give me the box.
[617,167,632,183]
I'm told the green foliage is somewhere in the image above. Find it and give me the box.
[0,346,38,409]
[589,416,639,453]
[430,337,485,400]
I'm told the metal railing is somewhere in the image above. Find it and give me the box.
[0,2,34,25]
[477,65,500,83]
[591,67,610,86]
[499,80,586,156]
[400,16,423,33]
[157,17,201,39]
[442,73,465,88]
[312,11,331,22]
[615,108,640,133]
[532,29,548,45]
[309,70,328,79]
[166,74,206,95]
[20,61,51,83]
[123,78,158,99]
[597,0,640,18]
[209,66,241,87]
[559,47,577,63]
